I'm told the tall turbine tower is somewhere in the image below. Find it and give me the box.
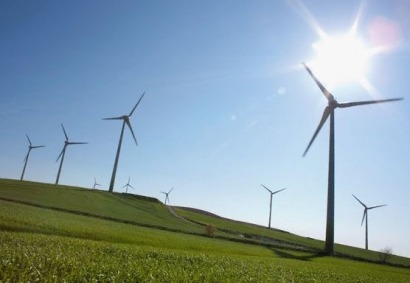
[104,92,145,192]
[55,124,87,185]
[21,135,45,181]
[302,63,402,254]
[261,184,286,229]
[352,194,386,250]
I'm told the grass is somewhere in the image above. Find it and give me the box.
[1,231,409,282]
[174,207,410,266]
[174,206,325,249]
[1,178,410,281]
[0,178,205,233]
[0,199,272,256]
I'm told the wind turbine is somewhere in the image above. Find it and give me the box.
[261,184,286,229]
[352,194,386,250]
[302,62,402,254]
[104,92,145,193]
[122,177,134,193]
[161,187,174,205]
[55,124,87,185]
[20,134,45,181]
[92,178,101,189]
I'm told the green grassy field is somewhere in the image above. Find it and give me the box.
[1,178,409,282]
[0,179,206,233]
[174,206,325,249]
[174,206,410,266]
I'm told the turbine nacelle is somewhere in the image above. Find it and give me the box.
[302,61,401,254]
[21,134,45,181]
[26,134,45,151]
[123,177,135,193]
[161,187,174,204]
[302,62,403,157]
[261,184,286,195]
[93,178,101,189]
[56,125,88,162]
[352,194,386,250]
[329,98,338,108]
[55,124,87,185]
[104,92,146,193]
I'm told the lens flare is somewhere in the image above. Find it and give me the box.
[308,33,371,90]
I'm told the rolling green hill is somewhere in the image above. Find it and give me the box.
[0,178,205,233]
[174,206,410,266]
[1,178,409,282]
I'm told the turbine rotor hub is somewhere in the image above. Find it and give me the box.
[328,98,338,108]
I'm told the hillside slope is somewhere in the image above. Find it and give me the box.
[1,178,409,267]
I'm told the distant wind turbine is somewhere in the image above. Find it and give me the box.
[261,184,286,229]
[302,62,402,254]
[161,187,174,205]
[55,124,87,185]
[123,177,134,193]
[92,178,101,189]
[20,134,45,181]
[104,92,145,193]
[352,194,386,250]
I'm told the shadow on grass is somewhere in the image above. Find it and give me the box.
[271,248,326,261]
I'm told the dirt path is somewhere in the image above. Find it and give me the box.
[166,205,200,225]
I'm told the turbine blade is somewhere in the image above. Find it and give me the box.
[369,204,387,210]
[161,192,166,194]
[272,188,286,195]
[103,116,124,120]
[129,185,135,190]
[361,210,367,226]
[303,106,331,157]
[32,145,45,149]
[352,194,367,208]
[168,187,174,194]
[56,148,65,162]
[261,184,272,193]
[125,120,138,146]
[26,134,32,145]
[122,184,128,189]
[338,98,403,108]
[303,62,333,101]
[61,124,69,141]
[68,142,88,145]
[129,92,145,117]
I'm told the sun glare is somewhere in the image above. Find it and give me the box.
[308,33,371,90]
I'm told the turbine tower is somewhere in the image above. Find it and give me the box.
[55,124,87,185]
[123,177,134,193]
[302,62,402,254]
[261,184,286,229]
[352,194,386,250]
[104,92,145,193]
[21,134,45,181]
[92,178,101,189]
[161,187,174,205]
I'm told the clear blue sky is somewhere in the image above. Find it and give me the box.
[1,0,409,257]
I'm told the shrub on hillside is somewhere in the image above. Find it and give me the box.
[204,224,216,236]
[379,246,393,263]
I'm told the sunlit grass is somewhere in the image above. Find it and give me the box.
[0,178,204,233]
[1,231,409,282]
[1,178,409,282]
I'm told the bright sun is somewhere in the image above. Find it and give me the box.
[307,33,371,90]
